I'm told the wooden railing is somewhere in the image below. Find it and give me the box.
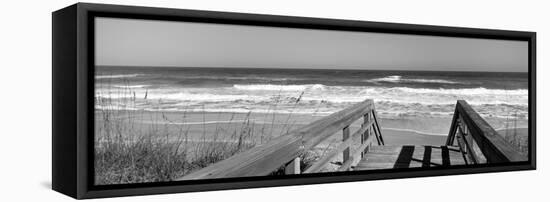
[178,99,384,180]
[446,100,526,164]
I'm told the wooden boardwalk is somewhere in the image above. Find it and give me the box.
[355,145,466,170]
[178,99,526,181]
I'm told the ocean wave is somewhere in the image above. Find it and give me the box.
[96,84,528,120]
[95,74,143,79]
[364,75,460,84]
[178,75,301,82]
[97,85,528,107]
[386,87,527,96]
[357,87,528,106]
[233,84,326,91]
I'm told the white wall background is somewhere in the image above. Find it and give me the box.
[0,0,547,201]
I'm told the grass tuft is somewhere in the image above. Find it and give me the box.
[94,83,307,184]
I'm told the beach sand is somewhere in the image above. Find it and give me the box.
[95,110,455,147]
[95,109,526,147]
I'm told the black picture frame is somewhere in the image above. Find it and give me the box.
[52,3,536,199]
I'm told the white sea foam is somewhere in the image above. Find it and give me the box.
[96,83,528,120]
[98,85,527,105]
[390,87,527,96]
[365,75,460,84]
[233,84,326,91]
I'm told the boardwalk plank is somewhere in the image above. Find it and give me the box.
[355,145,467,170]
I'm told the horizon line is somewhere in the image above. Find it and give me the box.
[95,65,529,73]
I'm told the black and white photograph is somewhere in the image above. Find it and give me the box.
[93,17,529,185]
[4,0,550,201]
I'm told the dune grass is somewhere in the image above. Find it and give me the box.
[93,84,316,185]
[499,108,529,156]
[500,128,529,155]
[95,97,264,184]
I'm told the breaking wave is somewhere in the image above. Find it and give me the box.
[96,83,528,120]
[233,84,326,91]
[364,75,460,84]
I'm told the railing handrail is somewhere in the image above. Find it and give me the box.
[447,100,526,163]
[178,99,377,180]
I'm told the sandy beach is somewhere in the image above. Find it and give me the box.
[95,109,527,147]
[95,110,464,147]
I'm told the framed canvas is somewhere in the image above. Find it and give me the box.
[52,3,536,199]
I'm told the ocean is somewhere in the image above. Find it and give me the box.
[95,66,528,129]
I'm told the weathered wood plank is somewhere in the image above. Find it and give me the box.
[342,126,350,165]
[355,145,466,170]
[350,134,376,165]
[356,152,465,164]
[338,156,355,171]
[300,100,376,149]
[457,126,479,164]
[446,107,459,145]
[452,100,526,163]
[179,135,303,180]
[360,145,460,154]
[361,113,371,158]
[371,110,385,145]
[455,130,474,164]
[303,122,373,173]
[302,124,375,174]
[285,157,301,175]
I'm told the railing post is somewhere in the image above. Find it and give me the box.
[342,126,350,165]
[361,113,371,158]
[446,106,460,146]
[285,157,301,174]
[371,109,384,145]
[457,126,479,164]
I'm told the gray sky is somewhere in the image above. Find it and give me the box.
[95,17,528,72]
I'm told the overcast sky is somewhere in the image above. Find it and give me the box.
[95,17,528,72]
